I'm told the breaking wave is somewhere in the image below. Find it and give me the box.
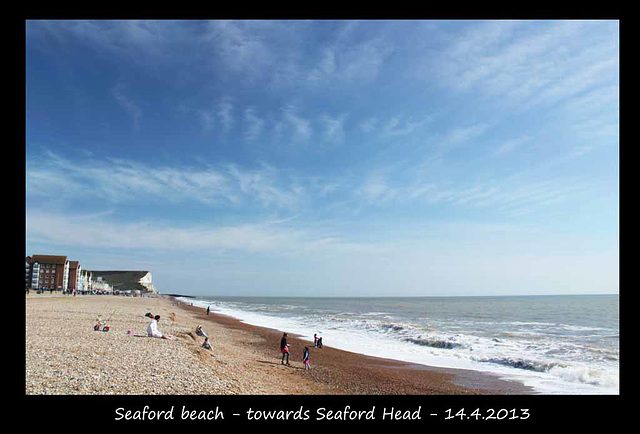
[403,337,461,349]
[475,357,562,372]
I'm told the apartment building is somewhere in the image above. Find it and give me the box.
[68,261,82,292]
[81,269,92,293]
[25,255,70,291]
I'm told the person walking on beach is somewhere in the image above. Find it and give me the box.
[303,347,310,370]
[206,305,210,315]
[314,334,318,348]
[147,315,173,340]
[280,332,291,365]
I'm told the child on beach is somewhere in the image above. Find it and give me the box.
[303,347,310,370]
[280,332,291,365]
[94,319,109,331]
[202,337,211,350]
[314,334,318,348]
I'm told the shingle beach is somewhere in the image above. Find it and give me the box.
[25,294,532,395]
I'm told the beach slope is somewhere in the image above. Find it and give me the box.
[25,295,531,395]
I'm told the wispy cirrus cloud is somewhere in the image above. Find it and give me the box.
[27,208,374,257]
[494,136,532,156]
[204,20,276,76]
[243,107,265,142]
[201,20,394,90]
[354,151,593,218]
[306,36,394,85]
[27,209,301,253]
[112,82,142,129]
[26,150,304,210]
[358,114,432,138]
[28,20,186,64]
[320,113,348,143]
[198,109,216,132]
[356,165,401,205]
[216,97,235,133]
[434,21,618,111]
[197,97,235,134]
[276,104,313,143]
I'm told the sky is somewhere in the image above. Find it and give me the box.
[25,20,619,297]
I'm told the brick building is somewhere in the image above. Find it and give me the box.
[25,255,70,291]
[68,260,82,292]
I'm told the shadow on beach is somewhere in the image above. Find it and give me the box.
[257,360,304,369]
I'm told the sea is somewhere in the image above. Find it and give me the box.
[177,294,619,395]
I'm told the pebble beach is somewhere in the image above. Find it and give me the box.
[25,294,532,395]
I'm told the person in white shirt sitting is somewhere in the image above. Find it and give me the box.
[147,315,174,340]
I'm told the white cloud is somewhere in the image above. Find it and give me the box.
[198,109,216,132]
[358,114,431,138]
[356,167,399,205]
[427,122,492,157]
[278,105,312,143]
[203,20,395,90]
[386,115,432,137]
[305,35,394,86]
[359,117,378,133]
[494,136,531,156]
[443,122,491,146]
[196,97,235,134]
[243,107,265,141]
[340,37,393,82]
[204,20,273,74]
[27,210,296,253]
[225,163,302,209]
[26,151,309,210]
[26,208,375,258]
[434,21,618,111]
[29,20,184,64]
[112,83,142,129]
[321,113,348,143]
[216,97,235,133]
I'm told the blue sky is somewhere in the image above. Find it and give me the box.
[25,20,619,297]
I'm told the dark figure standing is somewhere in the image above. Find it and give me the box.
[280,332,291,365]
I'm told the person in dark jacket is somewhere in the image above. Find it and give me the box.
[280,332,290,365]
[303,347,310,370]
